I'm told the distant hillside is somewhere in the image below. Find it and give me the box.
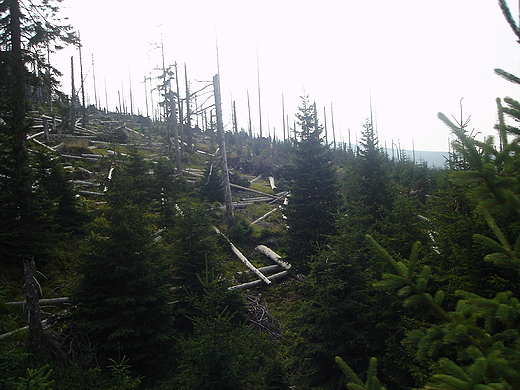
[384,148,449,168]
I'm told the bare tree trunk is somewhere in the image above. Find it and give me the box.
[23,259,48,355]
[184,63,193,152]
[255,245,291,270]
[9,9,46,355]
[78,36,87,126]
[213,74,234,227]
[70,56,76,133]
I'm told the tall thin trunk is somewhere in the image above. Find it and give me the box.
[256,50,263,138]
[247,90,252,138]
[92,54,98,108]
[184,63,192,151]
[213,74,234,227]
[128,68,134,115]
[104,78,108,112]
[331,103,336,151]
[282,93,286,142]
[232,100,238,134]
[70,56,76,133]
[174,62,185,157]
[10,0,48,356]
[323,106,328,146]
[24,259,48,355]
[78,36,87,125]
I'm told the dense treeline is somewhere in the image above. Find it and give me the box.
[2,0,520,389]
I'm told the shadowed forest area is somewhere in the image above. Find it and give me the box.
[2,1,520,389]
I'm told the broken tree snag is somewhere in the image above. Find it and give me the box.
[23,259,48,355]
[268,176,276,191]
[255,245,291,270]
[213,74,234,227]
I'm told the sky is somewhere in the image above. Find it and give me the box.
[52,0,520,152]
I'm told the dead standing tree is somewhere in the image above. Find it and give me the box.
[213,73,234,227]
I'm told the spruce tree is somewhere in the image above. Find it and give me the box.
[283,95,339,273]
[174,273,258,390]
[336,2,520,386]
[73,157,175,380]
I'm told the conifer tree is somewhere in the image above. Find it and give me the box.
[336,2,520,386]
[174,273,259,390]
[73,157,175,379]
[289,249,369,389]
[283,95,339,273]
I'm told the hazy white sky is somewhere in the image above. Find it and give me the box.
[54,0,520,152]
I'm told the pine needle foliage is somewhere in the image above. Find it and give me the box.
[73,156,175,379]
[337,2,520,385]
[283,94,339,274]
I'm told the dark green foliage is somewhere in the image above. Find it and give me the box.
[12,364,55,390]
[164,199,223,296]
[283,95,339,273]
[228,216,253,245]
[105,356,143,390]
[367,234,520,389]
[288,250,369,389]
[346,119,394,220]
[118,145,155,206]
[174,273,261,389]
[32,150,86,233]
[73,158,175,379]
[152,157,185,228]
[336,357,387,390]
[200,161,225,203]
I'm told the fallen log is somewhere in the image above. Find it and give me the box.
[230,183,278,199]
[6,297,71,306]
[250,174,263,183]
[229,271,289,290]
[236,264,283,276]
[213,226,271,285]
[229,243,271,285]
[78,190,105,196]
[255,245,291,270]
[250,207,279,225]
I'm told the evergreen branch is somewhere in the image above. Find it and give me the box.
[335,356,364,386]
[365,235,400,272]
[438,113,483,171]
[336,357,387,390]
[494,68,520,85]
[497,0,520,41]
[478,207,511,250]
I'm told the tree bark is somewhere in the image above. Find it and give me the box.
[213,74,234,227]
[255,245,291,270]
[23,259,48,355]
[229,271,289,290]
